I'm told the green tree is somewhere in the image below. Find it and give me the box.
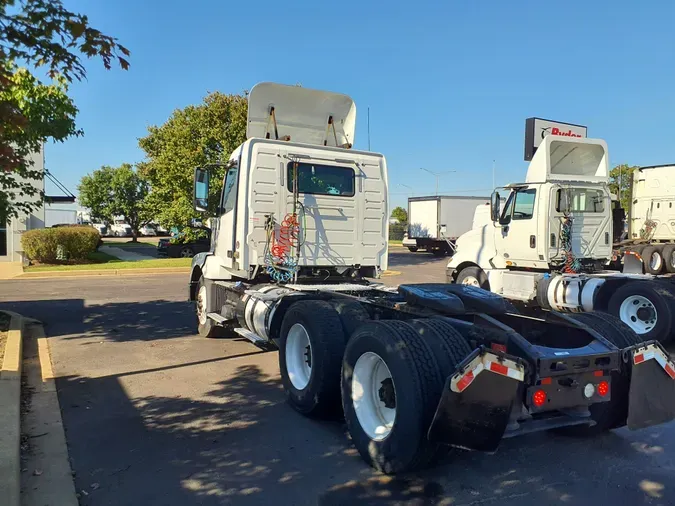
[110,164,151,242]
[138,92,248,229]
[391,206,408,223]
[78,164,151,242]
[0,65,81,218]
[609,164,638,211]
[77,166,115,223]
[1,0,129,219]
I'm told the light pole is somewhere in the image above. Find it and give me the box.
[398,183,414,197]
[420,168,456,196]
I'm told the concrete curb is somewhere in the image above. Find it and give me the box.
[17,266,191,279]
[0,311,24,506]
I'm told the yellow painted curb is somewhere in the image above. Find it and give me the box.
[1,312,23,380]
[0,310,23,506]
[18,266,191,279]
[381,270,402,277]
[37,337,55,385]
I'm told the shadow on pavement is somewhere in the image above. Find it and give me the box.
[0,298,195,342]
[56,359,675,506]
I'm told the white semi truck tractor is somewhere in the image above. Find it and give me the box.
[447,135,675,344]
[188,84,675,474]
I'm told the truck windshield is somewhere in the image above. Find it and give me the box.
[287,162,355,197]
[556,188,605,213]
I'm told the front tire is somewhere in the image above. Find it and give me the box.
[456,266,490,290]
[196,277,225,338]
[279,301,346,417]
[342,320,446,474]
[408,247,419,252]
[607,281,675,343]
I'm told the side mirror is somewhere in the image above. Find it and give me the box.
[193,167,209,212]
[490,191,501,222]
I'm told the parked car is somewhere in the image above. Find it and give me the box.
[157,229,211,258]
[140,224,157,236]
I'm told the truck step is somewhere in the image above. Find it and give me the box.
[234,327,267,345]
[207,312,228,324]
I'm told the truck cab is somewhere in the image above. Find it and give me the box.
[450,136,612,291]
[189,83,389,302]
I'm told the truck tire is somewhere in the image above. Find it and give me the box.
[555,312,642,436]
[195,276,226,338]
[641,245,664,274]
[662,244,675,273]
[331,300,371,339]
[456,266,490,290]
[408,247,419,252]
[341,320,445,474]
[607,281,675,343]
[279,300,346,417]
[408,318,473,377]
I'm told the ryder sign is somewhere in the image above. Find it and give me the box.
[524,117,587,161]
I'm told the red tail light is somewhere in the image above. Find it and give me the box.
[597,381,609,397]
[532,389,547,407]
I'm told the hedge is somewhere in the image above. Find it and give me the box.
[21,226,101,263]
[389,222,407,241]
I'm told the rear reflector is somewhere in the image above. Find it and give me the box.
[491,343,507,353]
[633,343,675,380]
[450,351,525,393]
[540,377,552,385]
[594,370,604,377]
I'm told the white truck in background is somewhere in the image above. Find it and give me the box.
[45,207,77,228]
[403,196,489,255]
[447,135,675,344]
[615,164,675,274]
[185,82,675,474]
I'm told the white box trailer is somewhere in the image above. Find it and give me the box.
[403,196,489,255]
[45,206,77,228]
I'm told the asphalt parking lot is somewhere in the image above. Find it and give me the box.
[1,248,674,505]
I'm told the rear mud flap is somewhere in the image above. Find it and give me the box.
[627,342,675,430]
[622,251,644,275]
[428,349,524,453]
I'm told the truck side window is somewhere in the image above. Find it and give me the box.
[512,189,536,220]
[220,164,239,214]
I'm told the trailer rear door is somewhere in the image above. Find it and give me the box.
[408,198,439,239]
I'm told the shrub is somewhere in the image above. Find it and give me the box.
[21,226,101,263]
[389,222,407,241]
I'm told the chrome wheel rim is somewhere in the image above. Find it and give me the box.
[619,295,657,334]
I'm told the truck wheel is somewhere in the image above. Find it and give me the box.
[331,300,371,339]
[408,247,419,252]
[408,318,472,377]
[456,266,490,290]
[662,245,675,273]
[556,312,642,436]
[607,281,675,343]
[642,245,664,274]
[341,320,445,474]
[279,301,346,417]
[196,277,226,338]
[432,247,449,257]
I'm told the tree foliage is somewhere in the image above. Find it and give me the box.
[78,164,151,241]
[609,164,638,211]
[0,0,129,219]
[138,92,248,229]
[0,65,81,218]
[390,206,408,223]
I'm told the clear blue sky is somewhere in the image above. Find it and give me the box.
[46,0,675,210]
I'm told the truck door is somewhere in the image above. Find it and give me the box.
[213,163,240,269]
[493,187,541,267]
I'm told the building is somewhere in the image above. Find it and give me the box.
[0,145,45,266]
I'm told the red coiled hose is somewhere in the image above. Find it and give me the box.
[271,213,300,258]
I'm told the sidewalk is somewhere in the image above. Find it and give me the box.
[99,245,155,261]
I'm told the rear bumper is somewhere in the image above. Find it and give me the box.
[402,238,417,248]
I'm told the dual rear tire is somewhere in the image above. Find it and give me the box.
[277,300,472,474]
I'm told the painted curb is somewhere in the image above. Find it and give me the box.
[0,311,23,506]
[18,267,191,279]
